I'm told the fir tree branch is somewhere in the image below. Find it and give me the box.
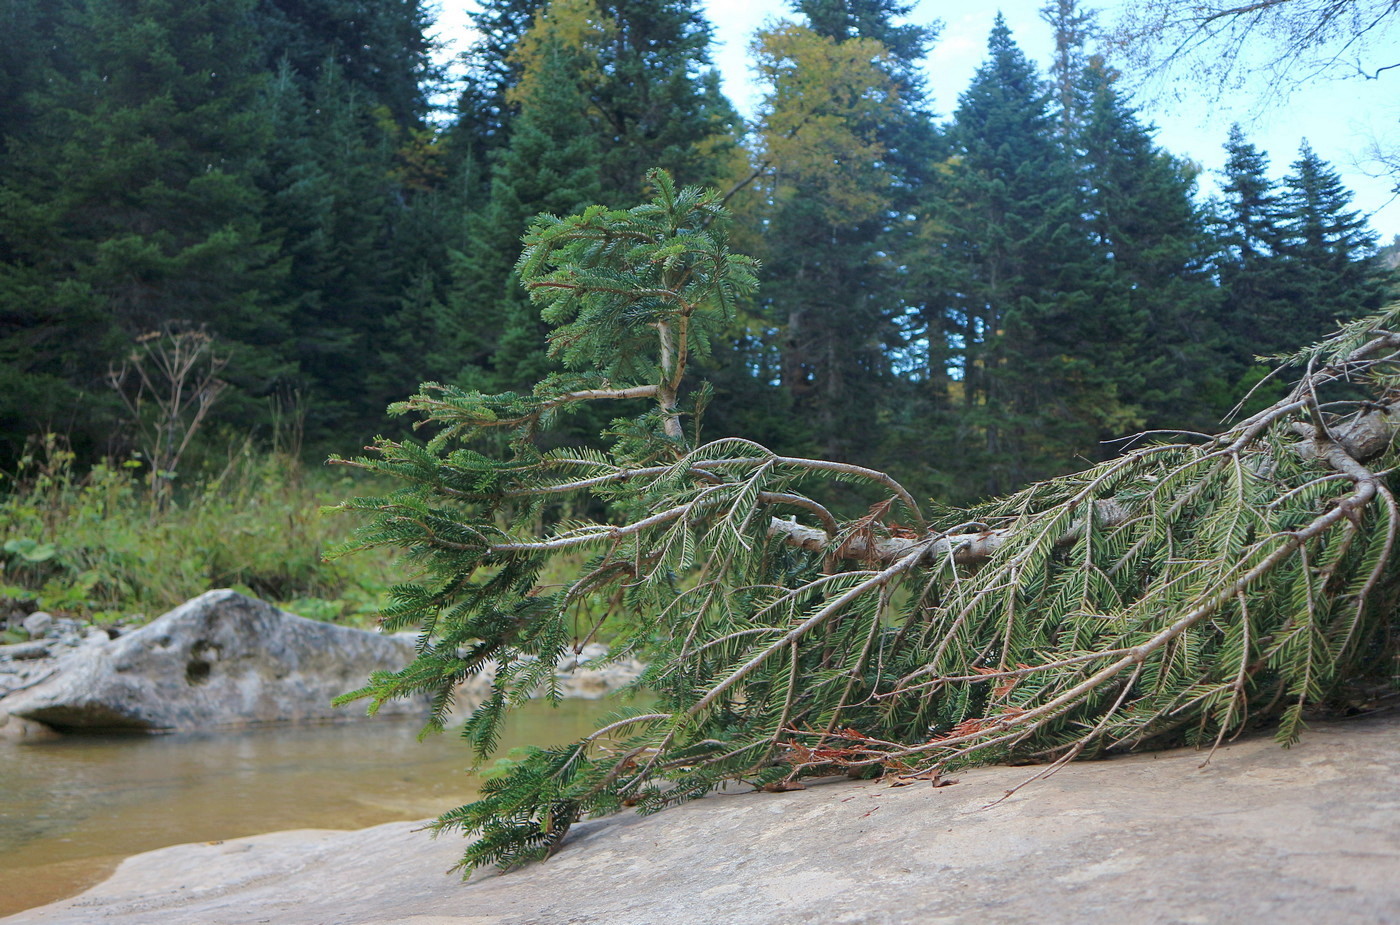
[686,543,931,717]
[488,503,694,554]
[338,176,1400,875]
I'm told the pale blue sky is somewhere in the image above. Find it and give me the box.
[434,0,1400,239]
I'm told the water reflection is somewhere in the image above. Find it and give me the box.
[0,699,613,916]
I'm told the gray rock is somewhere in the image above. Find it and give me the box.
[21,611,52,638]
[0,641,50,660]
[0,590,426,732]
[0,657,58,699]
[5,712,1397,925]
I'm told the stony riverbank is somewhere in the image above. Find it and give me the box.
[0,610,119,738]
[0,609,118,693]
[5,710,1398,924]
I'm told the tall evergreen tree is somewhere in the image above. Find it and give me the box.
[0,0,467,459]
[260,60,409,442]
[448,0,739,204]
[0,0,287,455]
[1072,57,1226,434]
[1211,131,1387,408]
[926,16,1119,497]
[447,0,540,176]
[1276,140,1390,333]
[1213,124,1292,369]
[748,22,901,460]
[798,0,932,85]
[0,1,77,458]
[254,0,448,446]
[744,0,938,465]
[436,0,607,394]
[440,0,740,409]
[590,0,740,200]
[0,1,52,163]
[255,0,435,130]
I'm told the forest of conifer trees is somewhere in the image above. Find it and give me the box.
[0,0,1393,503]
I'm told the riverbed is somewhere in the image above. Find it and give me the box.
[0,700,611,916]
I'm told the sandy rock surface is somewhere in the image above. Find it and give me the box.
[7,712,1397,925]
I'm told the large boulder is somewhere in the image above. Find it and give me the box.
[0,590,425,732]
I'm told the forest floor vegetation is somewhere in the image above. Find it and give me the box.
[0,437,401,631]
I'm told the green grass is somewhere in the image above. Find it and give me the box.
[0,437,402,626]
[0,435,646,642]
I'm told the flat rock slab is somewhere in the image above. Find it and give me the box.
[7,713,1398,925]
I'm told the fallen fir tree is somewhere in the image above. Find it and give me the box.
[334,171,1400,871]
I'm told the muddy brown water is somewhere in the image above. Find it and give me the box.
[0,699,614,916]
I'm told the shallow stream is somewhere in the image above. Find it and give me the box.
[0,699,611,916]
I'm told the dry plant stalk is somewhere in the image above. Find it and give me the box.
[108,323,228,505]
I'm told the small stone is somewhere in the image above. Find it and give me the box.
[22,611,53,638]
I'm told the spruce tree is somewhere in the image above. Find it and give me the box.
[588,0,741,199]
[0,0,287,449]
[0,0,90,460]
[0,0,455,457]
[255,0,435,131]
[1213,125,1293,371]
[928,16,1116,497]
[797,0,933,85]
[447,0,541,175]
[1073,57,1226,435]
[745,0,938,465]
[260,60,409,442]
[437,0,607,394]
[448,0,739,205]
[0,0,51,162]
[255,0,447,447]
[1276,141,1390,333]
[440,0,740,416]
